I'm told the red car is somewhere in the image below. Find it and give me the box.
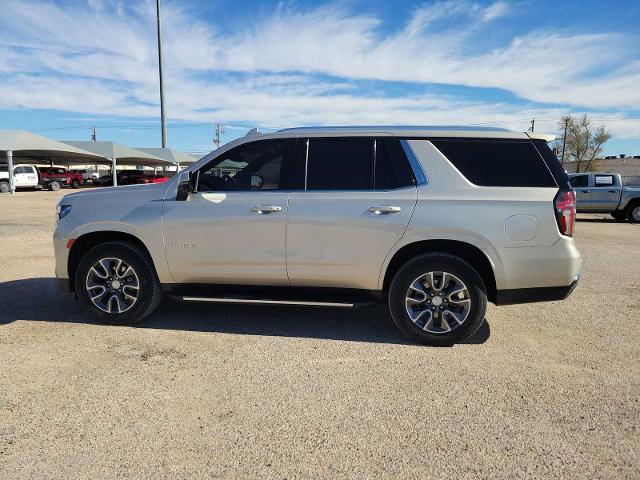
[135,174,170,184]
[38,167,83,189]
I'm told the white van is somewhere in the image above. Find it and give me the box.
[0,164,40,193]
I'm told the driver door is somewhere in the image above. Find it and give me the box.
[162,138,299,285]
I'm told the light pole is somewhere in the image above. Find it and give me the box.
[156,0,168,147]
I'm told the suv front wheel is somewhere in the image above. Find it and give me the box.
[388,253,487,346]
[75,241,162,325]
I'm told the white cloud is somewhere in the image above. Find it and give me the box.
[0,0,638,141]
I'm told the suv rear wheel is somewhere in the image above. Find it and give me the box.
[388,253,487,346]
[75,241,162,325]
[0,181,9,193]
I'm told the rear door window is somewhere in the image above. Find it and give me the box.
[306,138,373,190]
[431,140,556,187]
[594,175,614,186]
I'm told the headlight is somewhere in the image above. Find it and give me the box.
[57,204,72,220]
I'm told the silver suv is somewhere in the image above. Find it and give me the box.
[54,127,581,345]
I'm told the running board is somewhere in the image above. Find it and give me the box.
[164,284,384,308]
[180,297,355,308]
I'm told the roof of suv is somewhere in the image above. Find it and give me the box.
[265,126,555,142]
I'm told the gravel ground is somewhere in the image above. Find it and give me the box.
[1,189,639,479]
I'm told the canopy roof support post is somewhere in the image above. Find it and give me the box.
[7,150,15,194]
[111,158,118,186]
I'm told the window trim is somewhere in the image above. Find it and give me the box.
[192,135,422,194]
[399,140,427,186]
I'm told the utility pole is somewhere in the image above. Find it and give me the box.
[156,0,168,147]
[213,123,224,148]
[91,126,96,141]
[529,118,535,132]
[561,117,569,165]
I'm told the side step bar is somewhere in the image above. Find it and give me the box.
[164,284,384,309]
[180,297,355,308]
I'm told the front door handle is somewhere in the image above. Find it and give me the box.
[608,190,617,193]
[369,205,402,214]
[581,190,590,193]
[251,205,282,214]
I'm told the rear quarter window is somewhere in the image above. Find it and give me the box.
[431,139,557,188]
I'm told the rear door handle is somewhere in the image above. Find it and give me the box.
[251,205,282,214]
[369,205,402,214]
[608,190,617,193]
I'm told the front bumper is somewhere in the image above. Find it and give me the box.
[495,274,580,305]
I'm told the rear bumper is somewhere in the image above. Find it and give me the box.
[495,274,580,305]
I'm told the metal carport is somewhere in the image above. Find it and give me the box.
[63,141,175,186]
[0,130,105,194]
[136,147,202,170]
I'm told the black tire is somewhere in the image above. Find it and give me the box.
[74,241,162,325]
[0,181,9,194]
[610,210,626,221]
[48,181,61,191]
[627,203,640,224]
[71,179,80,189]
[388,253,487,346]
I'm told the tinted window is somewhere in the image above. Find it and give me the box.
[532,139,571,190]
[375,138,415,189]
[594,175,614,186]
[306,138,373,190]
[431,140,556,187]
[570,175,589,188]
[0,165,7,172]
[198,139,288,192]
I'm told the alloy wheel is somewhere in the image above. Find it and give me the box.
[85,257,140,314]
[405,271,471,334]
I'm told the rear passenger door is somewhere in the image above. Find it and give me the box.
[590,174,620,211]
[570,174,591,211]
[286,137,418,290]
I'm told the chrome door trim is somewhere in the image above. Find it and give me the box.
[400,140,428,185]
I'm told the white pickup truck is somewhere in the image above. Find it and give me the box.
[0,164,40,193]
[569,172,640,222]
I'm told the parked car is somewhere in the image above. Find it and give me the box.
[93,170,150,186]
[53,126,581,345]
[38,167,83,190]
[0,164,40,193]
[135,174,170,184]
[69,169,100,183]
[569,172,640,222]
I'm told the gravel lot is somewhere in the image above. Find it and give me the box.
[1,189,639,479]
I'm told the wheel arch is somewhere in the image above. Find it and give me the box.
[381,239,498,304]
[68,231,154,293]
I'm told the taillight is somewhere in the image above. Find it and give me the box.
[554,189,576,237]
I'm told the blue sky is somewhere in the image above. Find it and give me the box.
[1,0,639,155]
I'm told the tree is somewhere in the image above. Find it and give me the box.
[558,114,611,173]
